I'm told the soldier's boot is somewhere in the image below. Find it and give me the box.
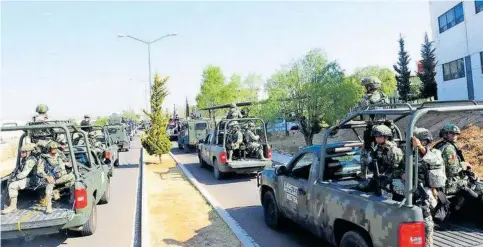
[258,149,268,161]
[227,150,233,162]
[1,197,18,214]
[45,195,53,214]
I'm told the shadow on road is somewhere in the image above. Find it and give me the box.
[115,164,139,169]
[181,162,256,185]
[1,232,68,247]
[226,205,329,247]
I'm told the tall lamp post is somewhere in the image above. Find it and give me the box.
[117,33,177,112]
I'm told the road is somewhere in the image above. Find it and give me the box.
[1,137,142,247]
[171,143,328,247]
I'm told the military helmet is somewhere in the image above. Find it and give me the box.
[440,123,461,136]
[84,114,90,118]
[56,135,67,145]
[20,143,36,152]
[228,121,239,127]
[230,103,237,108]
[414,127,433,142]
[48,141,58,150]
[372,125,393,137]
[361,77,382,89]
[247,122,255,128]
[35,104,49,114]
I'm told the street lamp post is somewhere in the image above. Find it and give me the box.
[118,33,177,112]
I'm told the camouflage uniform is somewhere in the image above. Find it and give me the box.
[244,122,267,160]
[1,144,38,214]
[226,103,243,119]
[37,142,75,213]
[358,77,390,179]
[357,125,404,199]
[32,104,49,122]
[226,121,243,162]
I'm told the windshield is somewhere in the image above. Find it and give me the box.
[108,128,118,134]
[195,123,207,130]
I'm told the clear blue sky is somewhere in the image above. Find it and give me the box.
[1,1,432,121]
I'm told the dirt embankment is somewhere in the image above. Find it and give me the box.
[145,152,241,247]
[269,112,483,176]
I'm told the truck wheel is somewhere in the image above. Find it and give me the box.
[198,154,206,168]
[340,231,370,247]
[98,179,110,205]
[213,160,224,180]
[80,204,97,236]
[262,190,284,229]
[113,159,120,168]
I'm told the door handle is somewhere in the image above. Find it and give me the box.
[298,188,306,195]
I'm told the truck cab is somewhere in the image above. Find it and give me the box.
[258,101,483,247]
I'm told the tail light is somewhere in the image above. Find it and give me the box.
[399,222,425,247]
[105,151,111,160]
[267,148,272,159]
[74,188,88,209]
[219,152,227,164]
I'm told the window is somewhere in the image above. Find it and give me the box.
[293,152,314,170]
[195,123,207,130]
[438,2,464,33]
[442,58,465,81]
[476,1,483,13]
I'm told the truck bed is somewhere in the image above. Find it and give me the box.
[1,189,75,233]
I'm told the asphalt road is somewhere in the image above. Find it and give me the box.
[171,143,327,247]
[1,137,142,247]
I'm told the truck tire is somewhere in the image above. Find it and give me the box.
[339,231,370,247]
[213,160,224,180]
[262,190,284,229]
[98,178,110,205]
[80,204,97,236]
[113,159,120,168]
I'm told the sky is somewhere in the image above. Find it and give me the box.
[0,0,432,121]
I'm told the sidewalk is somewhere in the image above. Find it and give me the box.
[144,152,242,247]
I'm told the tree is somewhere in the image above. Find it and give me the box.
[418,33,438,100]
[409,76,422,100]
[196,66,227,108]
[94,116,109,126]
[393,35,412,102]
[265,49,354,146]
[141,74,172,162]
[352,66,397,96]
[121,110,140,122]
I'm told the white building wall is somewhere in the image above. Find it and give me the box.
[429,1,483,100]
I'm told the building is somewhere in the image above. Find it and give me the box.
[429,1,483,100]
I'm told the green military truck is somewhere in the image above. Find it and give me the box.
[0,123,111,240]
[106,114,131,152]
[197,118,272,180]
[177,118,211,152]
[257,102,483,247]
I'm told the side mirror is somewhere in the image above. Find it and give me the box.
[275,166,288,176]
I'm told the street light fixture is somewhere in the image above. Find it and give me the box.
[118,33,177,112]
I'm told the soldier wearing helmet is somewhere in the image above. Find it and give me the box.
[33,104,49,122]
[244,122,268,160]
[37,141,75,214]
[226,121,243,162]
[357,125,404,199]
[358,77,389,109]
[1,143,38,214]
[226,103,243,119]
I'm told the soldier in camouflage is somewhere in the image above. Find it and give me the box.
[357,125,404,199]
[33,104,49,122]
[37,142,75,213]
[434,124,483,215]
[226,103,243,119]
[1,144,38,214]
[244,122,268,160]
[226,121,243,162]
[358,77,389,109]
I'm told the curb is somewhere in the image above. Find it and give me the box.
[141,149,151,247]
[169,152,259,247]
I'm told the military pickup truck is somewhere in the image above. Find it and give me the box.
[106,124,131,152]
[197,118,272,180]
[1,123,111,240]
[257,101,483,247]
[177,118,210,152]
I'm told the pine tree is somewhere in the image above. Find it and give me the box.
[393,35,412,102]
[417,33,438,100]
[141,73,172,162]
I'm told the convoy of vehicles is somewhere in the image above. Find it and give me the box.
[257,102,483,247]
[0,123,111,240]
[177,118,210,152]
[83,125,120,172]
[197,118,272,180]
